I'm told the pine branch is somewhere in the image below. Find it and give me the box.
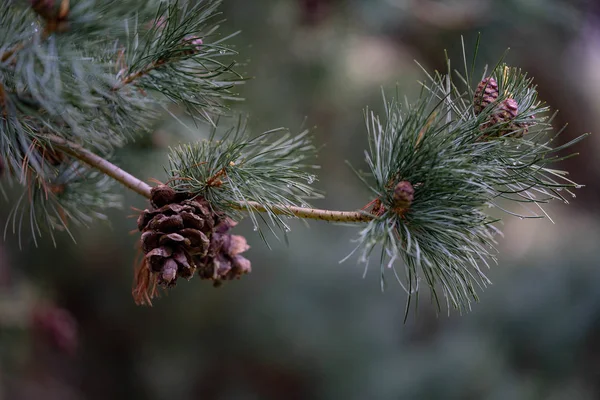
[0,0,585,312]
[230,202,373,224]
[113,59,166,91]
[42,134,374,224]
[43,135,152,199]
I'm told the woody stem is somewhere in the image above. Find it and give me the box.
[229,202,373,224]
[45,135,153,198]
[44,135,375,224]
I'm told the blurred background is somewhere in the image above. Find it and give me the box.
[2,0,600,399]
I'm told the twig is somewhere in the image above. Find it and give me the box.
[230,202,373,224]
[42,135,375,224]
[43,135,152,198]
[113,60,166,91]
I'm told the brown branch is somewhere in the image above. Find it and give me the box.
[43,135,152,198]
[113,59,166,91]
[42,135,375,224]
[231,202,374,224]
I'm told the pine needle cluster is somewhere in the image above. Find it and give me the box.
[1,0,241,242]
[349,48,585,314]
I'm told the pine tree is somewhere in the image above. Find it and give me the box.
[0,0,587,314]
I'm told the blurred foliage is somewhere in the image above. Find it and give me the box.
[2,0,600,399]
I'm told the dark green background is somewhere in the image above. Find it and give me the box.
[2,1,600,399]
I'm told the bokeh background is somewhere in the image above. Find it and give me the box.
[2,0,600,399]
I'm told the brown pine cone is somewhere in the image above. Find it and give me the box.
[137,186,213,288]
[474,77,499,115]
[196,218,251,286]
[134,184,253,304]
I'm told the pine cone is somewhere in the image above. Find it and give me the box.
[196,218,251,286]
[392,181,414,213]
[481,98,523,138]
[497,98,518,120]
[137,185,213,288]
[134,184,252,304]
[474,77,499,115]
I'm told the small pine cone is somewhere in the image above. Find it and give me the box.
[474,77,499,115]
[496,98,520,137]
[136,189,215,291]
[480,98,522,138]
[196,218,251,286]
[497,98,518,120]
[133,184,252,303]
[392,181,414,213]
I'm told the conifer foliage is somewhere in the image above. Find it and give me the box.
[0,1,586,313]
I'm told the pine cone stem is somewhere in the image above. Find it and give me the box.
[45,135,376,223]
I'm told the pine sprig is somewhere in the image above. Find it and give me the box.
[3,162,120,247]
[348,46,586,314]
[476,66,586,217]
[0,1,586,313]
[119,0,244,123]
[422,52,587,217]
[350,88,500,314]
[0,0,245,239]
[166,118,322,239]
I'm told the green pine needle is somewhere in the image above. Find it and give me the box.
[3,162,121,248]
[166,117,322,241]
